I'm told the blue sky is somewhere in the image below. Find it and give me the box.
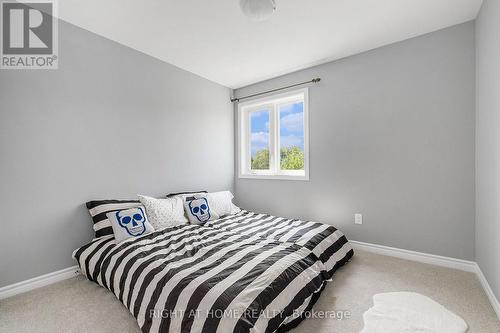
[250,102,304,157]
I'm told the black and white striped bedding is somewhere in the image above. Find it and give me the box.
[73,211,353,333]
[205,210,353,278]
[86,200,141,238]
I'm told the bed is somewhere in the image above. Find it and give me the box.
[73,211,353,333]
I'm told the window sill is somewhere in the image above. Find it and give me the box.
[238,174,309,181]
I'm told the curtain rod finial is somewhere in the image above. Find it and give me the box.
[312,78,321,83]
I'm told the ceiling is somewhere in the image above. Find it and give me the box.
[58,0,483,89]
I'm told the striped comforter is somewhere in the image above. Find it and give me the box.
[205,211,353,278]
[73,212,353,333]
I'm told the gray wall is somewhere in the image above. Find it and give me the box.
[476,0,500,300]
[0,21,234,287]
[234,22,475,260]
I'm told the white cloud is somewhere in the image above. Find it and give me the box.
[251,131,269,154]
[251,131,269,145]
[280,103,299,114]
[280,134,303,148]
[280,113,303,133]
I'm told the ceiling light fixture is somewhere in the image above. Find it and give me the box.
[240,0,276,22]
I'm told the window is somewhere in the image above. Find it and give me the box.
[238,88,309,180]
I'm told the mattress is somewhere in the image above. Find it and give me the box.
[73,211,353,333]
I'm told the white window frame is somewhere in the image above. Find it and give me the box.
[238,88,309,181]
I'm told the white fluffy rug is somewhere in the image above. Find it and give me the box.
[360,292,468,333]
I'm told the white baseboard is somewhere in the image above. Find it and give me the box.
[349,240,477,272]
[474,263,500,320]
[0,266,80,300]
[350,240,500,320]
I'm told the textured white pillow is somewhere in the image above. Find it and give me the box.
[230,202,242,215]
[107,206,154,244]
[138,195,188,229]
[207,191,241,217]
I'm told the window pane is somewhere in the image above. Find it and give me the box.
[250,109,270,170]
[279,102,305,170]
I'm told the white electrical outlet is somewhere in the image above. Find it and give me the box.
[355,213,363,225]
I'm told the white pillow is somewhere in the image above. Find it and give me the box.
[184,194,219,224]
[207,191,241,217]
[107,206,154,243]
[138,195,188,229]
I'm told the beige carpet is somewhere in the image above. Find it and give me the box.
[1,250,498,333]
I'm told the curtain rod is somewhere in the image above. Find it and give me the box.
[230,77,321,103]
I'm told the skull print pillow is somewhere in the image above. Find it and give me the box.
[106,206,155,243]
[184,194,219,224]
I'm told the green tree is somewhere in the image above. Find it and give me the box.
[251,148,270,170]
[251,146,304,170]
[280,146,304,170]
